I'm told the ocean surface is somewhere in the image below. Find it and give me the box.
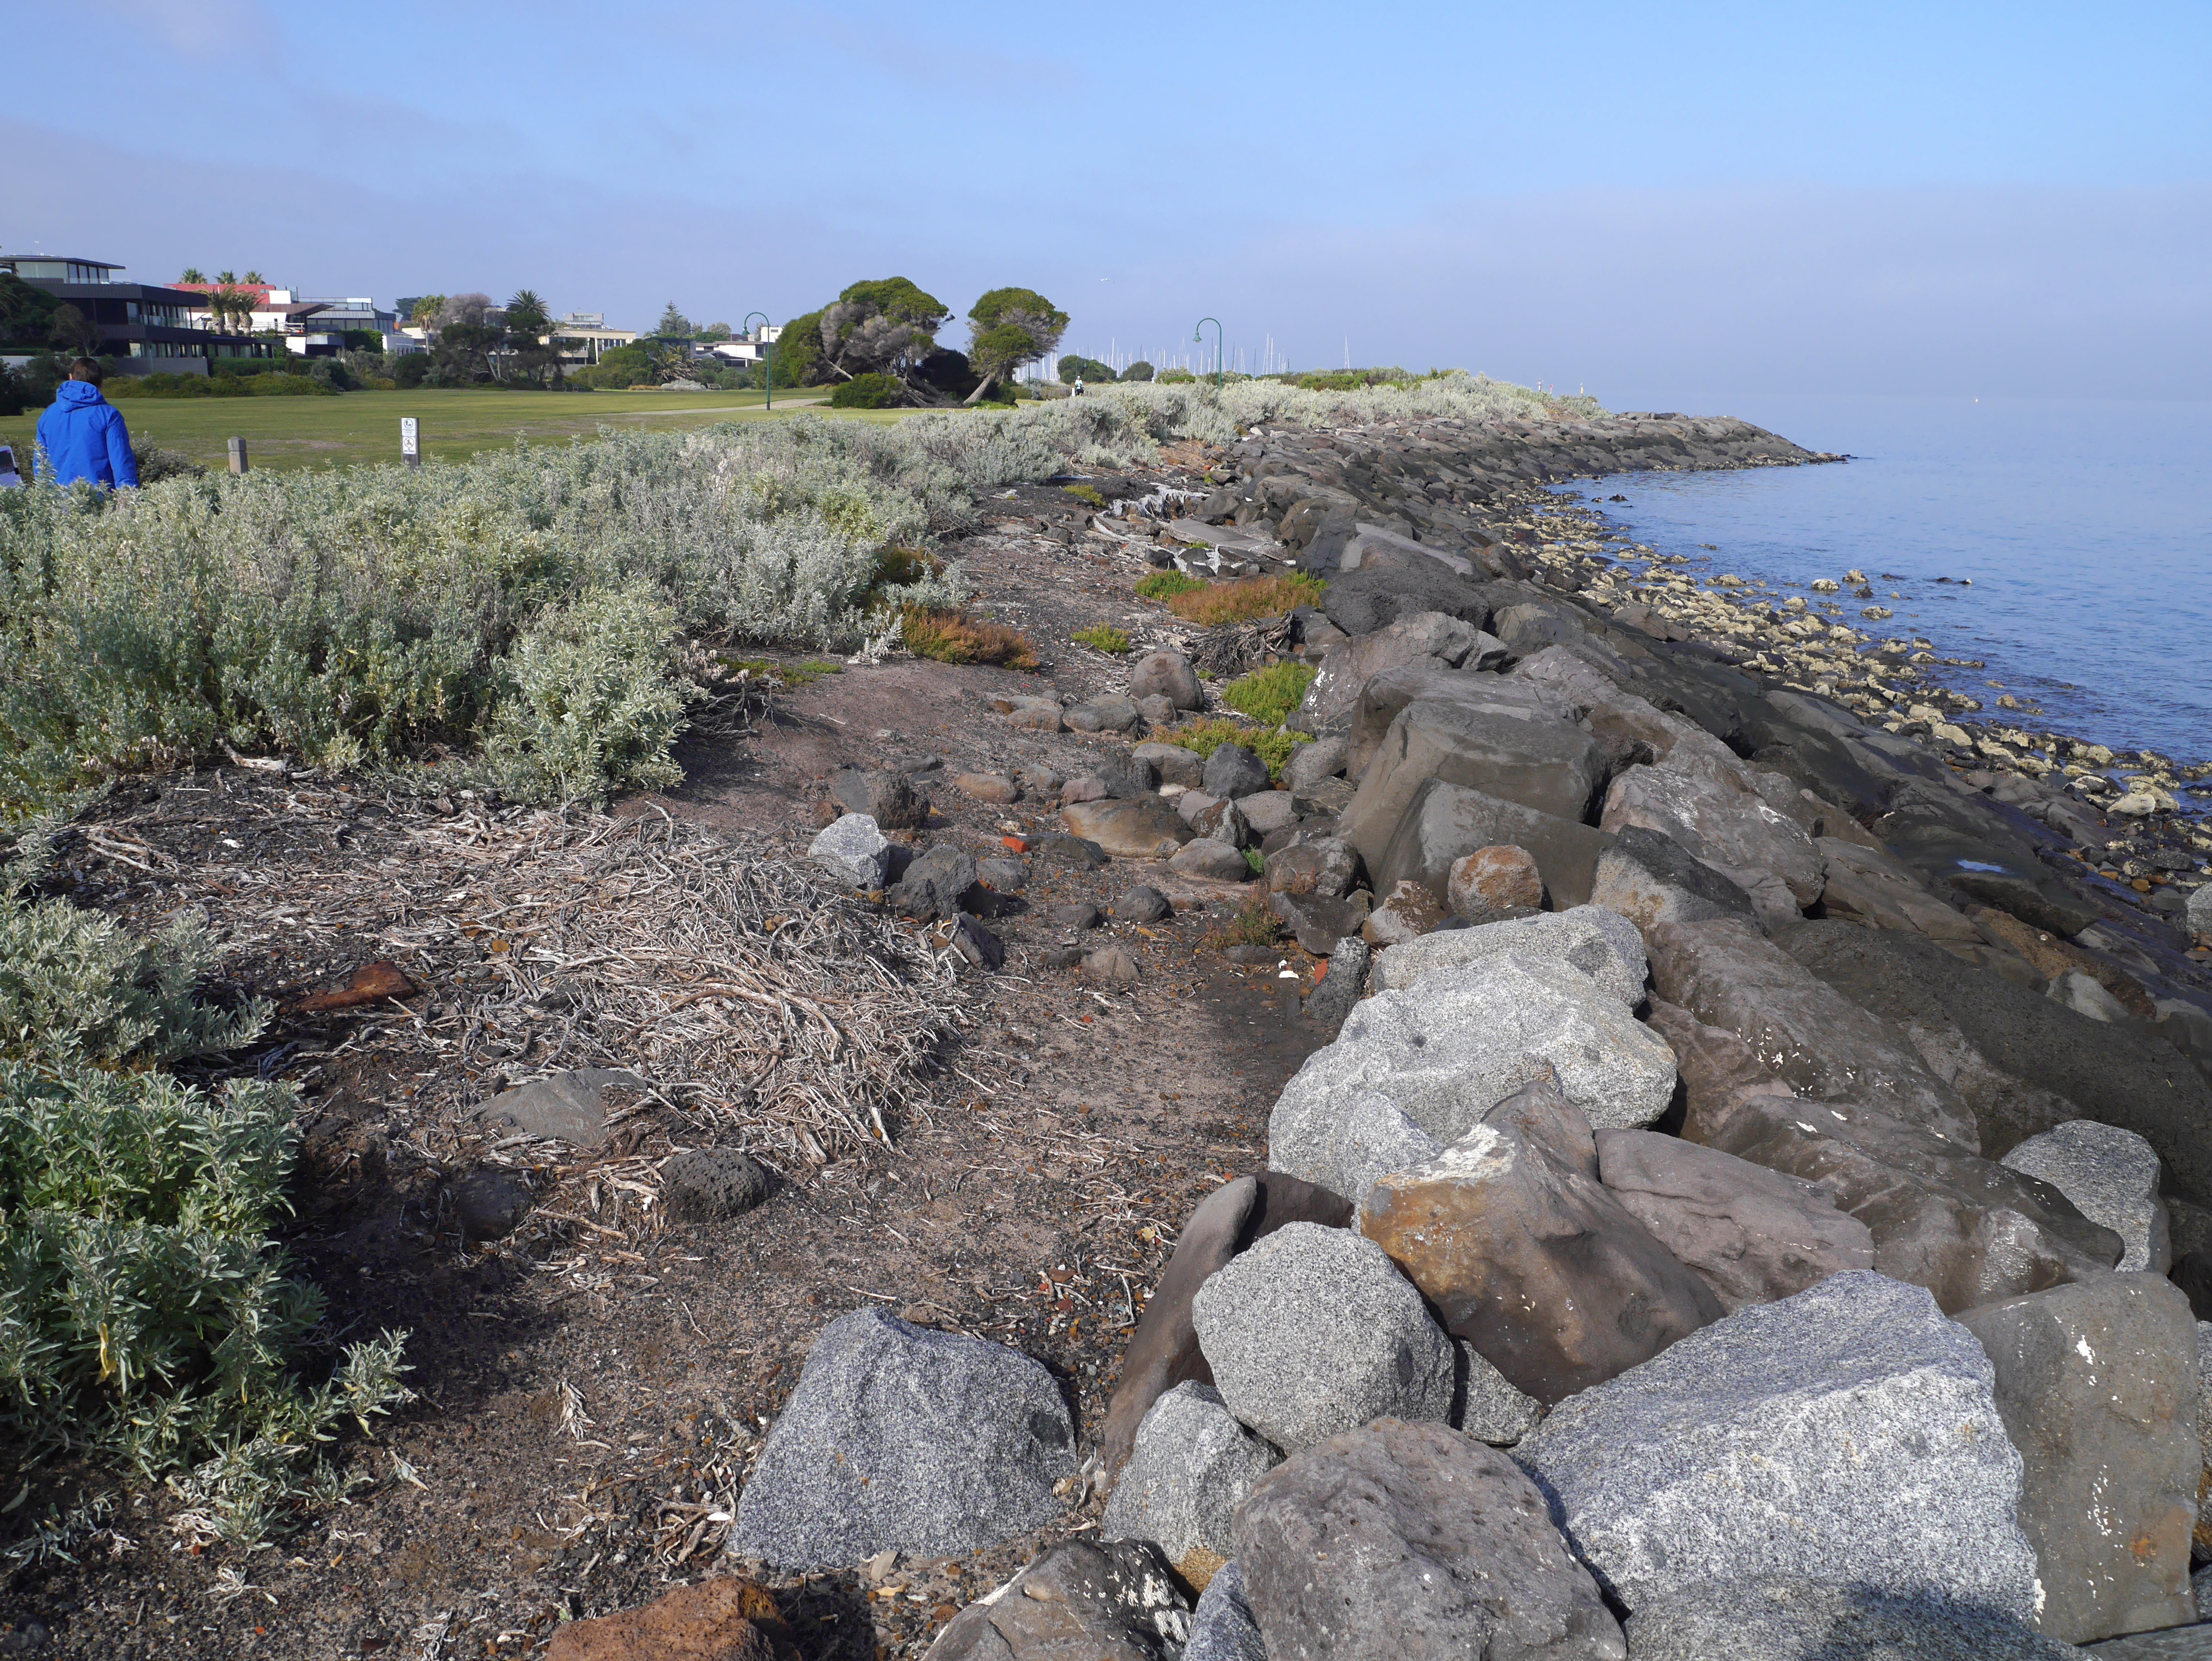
[1552,395,2212,769]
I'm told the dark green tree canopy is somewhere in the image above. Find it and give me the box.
[840,277,950,334]
[1122,360,1156,382]
[655,302,697,338]
[964,287,1067,402]
[1058,354,1114,385]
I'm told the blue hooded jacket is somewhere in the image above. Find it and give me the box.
[35,380,139,488]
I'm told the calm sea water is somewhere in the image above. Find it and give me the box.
[1553,395,2212,768]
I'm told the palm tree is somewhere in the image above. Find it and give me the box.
[242,270,265,286]
[180,266,206,284]
[216,270,237,286]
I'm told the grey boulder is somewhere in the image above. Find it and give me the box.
[1062,797,1193,858]
[1362,778,1617,911]
[926,1538,1190,1661]
[1369,905,1648,1009]
[731,1307,1074,1567]
[1678,1052,2125,1314]
[1340,679,1606,857]
[1293,610,1501,734]
[888,844,979,921]
[1956,1274,2202,1643]
[1454,1338,1545,1447]
[1131,648,1205,711]
[808,813,895,889]
[1184,1563,1266,1661]
[1134,741,1205,788]
[1264,836,1360,900]
[1268,953,1677,1188]
[1621,1580,2083,1660]
[1285,734,1350,790]
[1202,743,1272,801]
[1190,1221,1455,1451]
[1601,761,1824,929]
[1588,824,1758,934]
[1647,916,1980,1148]
[2001,1121,2170,1275]
[1594,1128,1875,1311]
[832,767,927,829]
[1098,1174,1355,1484]
[1324,1089,1445,1207]
[1101,1383,1280,1589]
[1169,838,1252,882]
[1234,1417,1627,1661]
[1514,1271,2042,1618]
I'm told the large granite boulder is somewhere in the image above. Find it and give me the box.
[1513,1272,2042,1618]
[1956,1275,2202,1643]
[1323,1089,1445,1208]
[2001,1121,2170,1274]
[1184,1564,1265,1661]
[1364,778,1616,911]
[1268,953,1678,1186]
[1369,905,1648,1008]
[1191,1222,1455,1451]
[926,1539,1190,1661]
[1775,921,2212,1202]
[1620,1580,2082,1660]
[731,1308,1073,1567]
[1234,1418,1627,1661]
[1594,1128,1876,1311]
[1361,1077,1725,1406]
[1101,1383,1280,1590]
[1099,1174,1354,1485]
[1647,916,1980,1148]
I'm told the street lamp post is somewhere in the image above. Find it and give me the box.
[743,311,773,410]
[1193,317,1224,391]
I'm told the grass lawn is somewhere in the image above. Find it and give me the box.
[0,385,926,475]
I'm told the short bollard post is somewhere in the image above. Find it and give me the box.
[226,436,248,474]
[401,417,421,468]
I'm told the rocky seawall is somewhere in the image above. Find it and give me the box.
[630,405,2212,1660]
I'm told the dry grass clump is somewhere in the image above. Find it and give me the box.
[1166,573,1327,627]
[901,607,1039,670]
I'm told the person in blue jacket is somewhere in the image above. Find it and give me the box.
[35,358,139,488]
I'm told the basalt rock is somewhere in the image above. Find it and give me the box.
[1360,1076,1725,1406]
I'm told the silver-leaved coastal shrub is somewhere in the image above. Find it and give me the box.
[0,837,411,1544]
[0,372,1589,813]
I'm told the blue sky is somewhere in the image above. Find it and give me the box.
[9,1,2207,402]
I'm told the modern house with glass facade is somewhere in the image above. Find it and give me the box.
[0,254,280,372]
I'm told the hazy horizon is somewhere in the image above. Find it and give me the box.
[10,1,2206,404]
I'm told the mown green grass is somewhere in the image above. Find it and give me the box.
[0,386,878,475]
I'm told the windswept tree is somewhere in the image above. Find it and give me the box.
[963,287,1067,403]
[817,277,952,390]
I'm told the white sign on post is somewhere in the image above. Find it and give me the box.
[401,417,420,465]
